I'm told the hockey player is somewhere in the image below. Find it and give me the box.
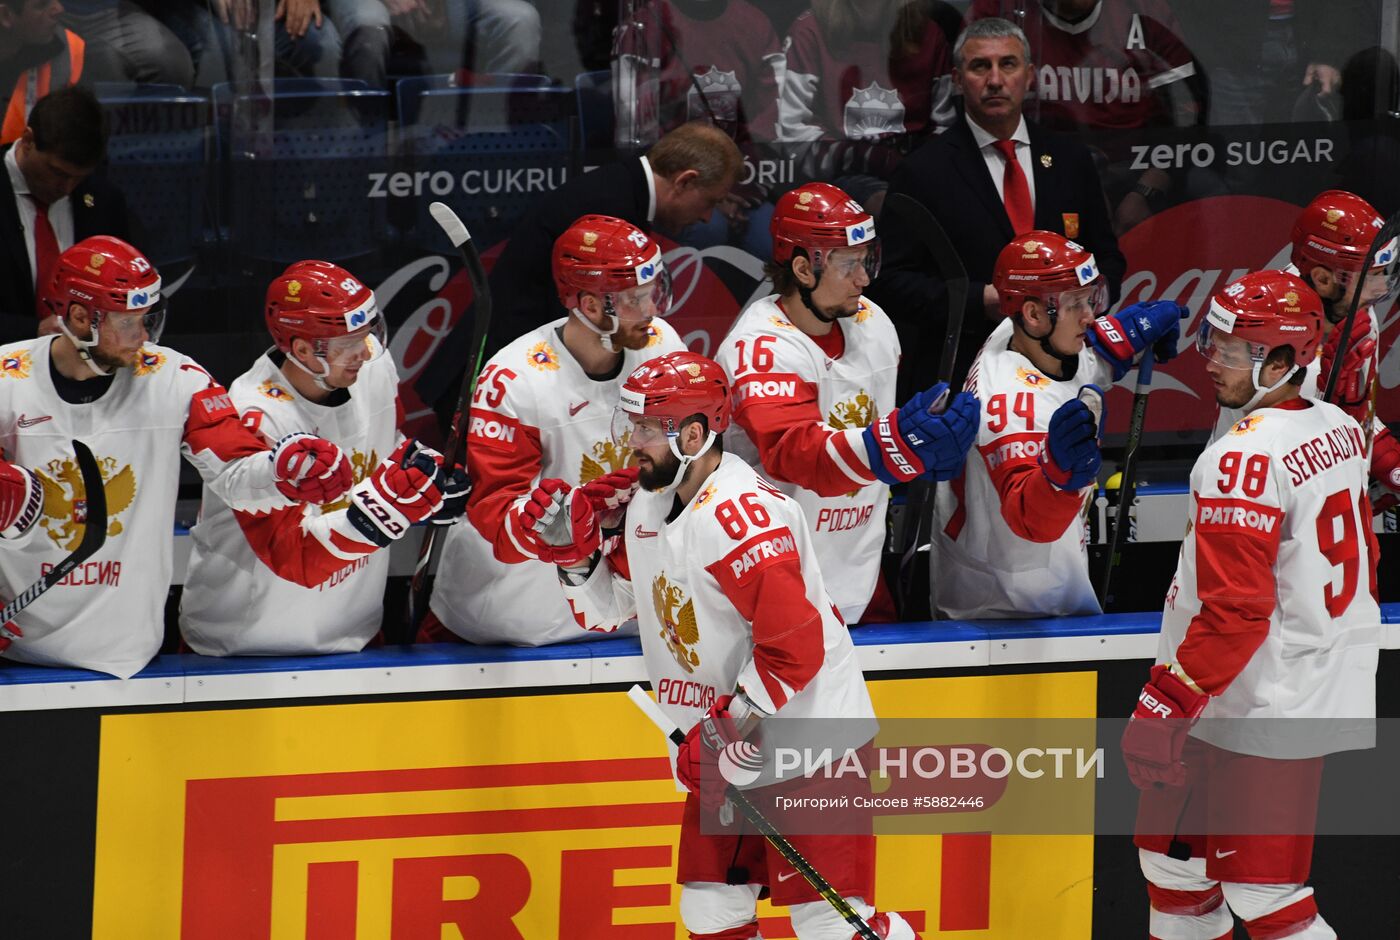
[931,230,1183,618]
[0,237,354,677]
[1274,190,1398,513]
[427,215,687,645]
[716,181,979,624]
[527,350,919,940]
[1124,270,1379,940]
[181,261,468,656]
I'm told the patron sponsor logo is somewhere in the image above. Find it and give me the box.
[468,415,516,443]
[726,531,797,578]
[1196,497,1282,536]
[980,434,1045,471]
[733,378,798,405]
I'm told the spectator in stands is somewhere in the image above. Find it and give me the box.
[60,1,194,87]
[391,0,542,77]
[163,0,396,86]
[964,0,1204,234]
[0,86,130,341]
[419,121,743,414]
[0,0,85,146]
[867,16,1124,394]
[612,0,784,255]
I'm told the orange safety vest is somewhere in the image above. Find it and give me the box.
[1,30,86,146]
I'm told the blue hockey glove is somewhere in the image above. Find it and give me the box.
[1040,392,1102,491]
[862,383,981,484]
[1089,301,1187,380]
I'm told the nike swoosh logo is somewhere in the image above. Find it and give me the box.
[1215,849,1237,858]
[634,525,657,539]
[569,401,589,416]
[17,414,52,428]
[776,870,800,883]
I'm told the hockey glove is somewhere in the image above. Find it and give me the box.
[862,384,980,485]
[1319,313,1377,415]
[676,694,741,810]
[1121,663,1208,790]
[576,467,640,556]
[346,439,445,547]
[1040,392,1102,491]
[0,459,43,539]
[430,464,471,526]
[271,432,354,504]
[857,912,921,940]
[1089,301,1187,380]
[1371,427,1400,514]
[0,621,21,653]
[519,479,602,567]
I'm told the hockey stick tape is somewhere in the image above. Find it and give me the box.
[1077,385,1105,431]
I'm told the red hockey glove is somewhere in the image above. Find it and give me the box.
[271,432,354,504]
[346,439,445,547]
[1371,427,1400,514]
[519,479,602,567]
[429,464,471,526]
[0,620,21,653]
[676,694,741,810]
[1121,664,1209,790]
[1319,313,1377,416]
[0,458,43,539]
[860,912,921,940]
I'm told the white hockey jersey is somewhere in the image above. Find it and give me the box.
[429,317,686,645]
[0,337,292,678]
[561,452,875,737]
[181,350,402,655]
[1161,398,1380,759]
[931,317,1113,619]
[715,295,898,624]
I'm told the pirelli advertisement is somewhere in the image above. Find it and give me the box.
[89,674,1096,938]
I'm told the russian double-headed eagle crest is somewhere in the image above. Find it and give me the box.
[580,434,631,484]
[37,453,135,550]
[652,573,700,672]
[321,447,379,512]
[827,390,875,431]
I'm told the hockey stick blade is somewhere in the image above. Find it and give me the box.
[883,193,970,616]
[408,202,494,631]
[0,440,107,626]
[1322,210,1400,404]
[626,685,882,940]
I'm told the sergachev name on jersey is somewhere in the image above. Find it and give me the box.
[980,433,1045,470]
[655,676,717,710]
[1195,497,1282,537]
[816,505,874,532]
[733,376,799,407]
[1282,422,1366,486]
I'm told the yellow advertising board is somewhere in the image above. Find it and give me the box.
[92,672,1096,938]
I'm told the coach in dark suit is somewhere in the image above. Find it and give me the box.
[420,121,743,411]
[0,86,130,343]
[870,16,1125,393]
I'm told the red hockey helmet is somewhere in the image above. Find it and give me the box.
[265,261,386,379]
[1290,190,1398,312]
[46,236,165,373]
[993,231,1106,320]
[613,351,731,491]
[553,215,671,318]
[770,182,880,279]
[1198,270,1324,371]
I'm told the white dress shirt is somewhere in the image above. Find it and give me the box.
[965,113,1036,209]
[4,145,76,289]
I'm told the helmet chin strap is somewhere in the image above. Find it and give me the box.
[794,256,851,324]
[1021,302,1079,374]
[58,316,112,377]
[655,430,718,495]
[1242,361,1302,412]
[571,301,621,353]
[286,349,337,391]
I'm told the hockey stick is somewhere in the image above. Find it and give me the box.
[407,202,493,633]
[626,685,881,940]
[1097,351,1153,608]
[882,193,969,617]
[0,440,107,638]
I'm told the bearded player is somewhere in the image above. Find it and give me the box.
[0,237,353,677]
[181,261,468,656]
[717,181,979,624]
[522,351,930,940]
[1124,270,1379,940]
[426,215,686,645]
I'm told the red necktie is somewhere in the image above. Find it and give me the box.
[29,196,59,319]
[993,139,1034,235]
